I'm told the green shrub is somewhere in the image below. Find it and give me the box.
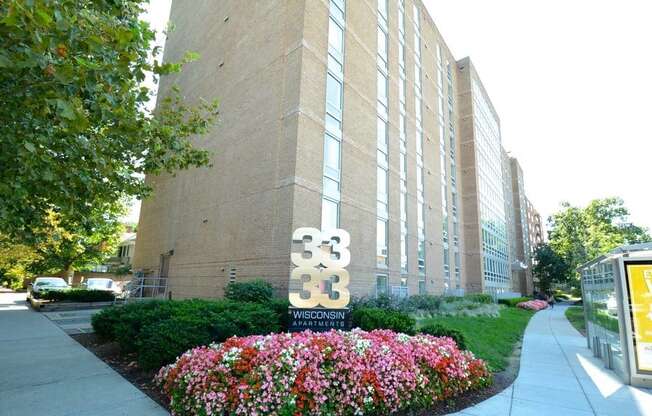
[92,305,128,341]
[350,294,442,315]
[0,269,28,290]
[91,299,284,370]
[498,297,531,307]
[267,298,291,331]
[224,279,274,303]
[41,289,115,302]
[112,300,181,352]
[403,295,442,313]
[553,289,570,301]
[464,293,493,304]
[419,323,468,350]
[351,308,415,335]
[351,293,498,318]
[135,302,280,370]
[136,315,213,370]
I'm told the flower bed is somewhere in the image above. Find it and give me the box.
[517,299,548,311]
[157,329,491,415]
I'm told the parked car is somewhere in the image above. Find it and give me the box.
[28,277,70,300]
[82,278,122,295]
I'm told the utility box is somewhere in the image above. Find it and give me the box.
[578,243,652,388]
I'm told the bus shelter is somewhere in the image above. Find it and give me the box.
[578,243,652,388]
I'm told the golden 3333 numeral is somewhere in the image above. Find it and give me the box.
[289,228,351,308]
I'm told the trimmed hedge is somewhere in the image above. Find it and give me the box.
[40,289,115,302]
[92,299,283,370]
[351,293,495,316]
[351,307,416,335]
[224,279,274,303]
[498,297,531,307]
[419,323,468,350]
[463,293,493,304]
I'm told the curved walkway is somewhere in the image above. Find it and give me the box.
[450,304,652,416]
[0,291,169,416]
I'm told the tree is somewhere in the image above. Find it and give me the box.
[547,203,589,277]
[28,206,125,282]
[0,0,218,238]
[548,197,651,278]
[0,237,40,289]
[532,243,572,293]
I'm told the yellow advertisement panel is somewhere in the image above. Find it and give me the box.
[625,262,652,373]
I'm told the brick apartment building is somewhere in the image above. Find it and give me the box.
[134,0,542,299]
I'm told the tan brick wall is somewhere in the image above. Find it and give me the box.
[134,0,520,300]
[134,0,306,298]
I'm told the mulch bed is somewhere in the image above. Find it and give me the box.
[71,333,522,415]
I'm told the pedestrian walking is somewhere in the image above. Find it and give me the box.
[547,292,556,309]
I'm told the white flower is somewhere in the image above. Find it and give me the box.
[221,347,242,364]
[354,339,372,355]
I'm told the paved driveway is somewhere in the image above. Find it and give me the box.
[42,309,101,335]
[450,305,652,416]
[0,292,169,416]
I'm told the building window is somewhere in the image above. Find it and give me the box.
[328,19,343,54]
[376,219,388,267]
[321,198,339,231]
[323,134,341,178]
[326,74,342,114]
[418,280,426,295]
[376,274,388,296]
[377,29,387,63]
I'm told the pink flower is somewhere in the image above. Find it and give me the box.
[156,329,492,415]
[517,300,548,311]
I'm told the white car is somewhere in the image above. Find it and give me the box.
[83,278,122,295]
[28,277,70,299]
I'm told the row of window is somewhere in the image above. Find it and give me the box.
[327,1,513,295]
[376,0,390,269]
[447,60,461,288]
[436,43,450,290]
[377,0,392,309]
[412,4,426,295]
[472,78,510,290]
[321,0,346,231]
[398,0,408,278]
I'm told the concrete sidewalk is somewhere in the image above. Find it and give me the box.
[0,292,168,416]
[451,304,652,416]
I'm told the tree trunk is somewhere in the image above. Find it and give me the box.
[63,266,74,285]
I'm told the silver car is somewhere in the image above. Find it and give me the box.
[82,278,122,295]
[28,277,70,300]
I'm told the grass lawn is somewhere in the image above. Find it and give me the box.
[418,307,535,372]
[565,306,586,336]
